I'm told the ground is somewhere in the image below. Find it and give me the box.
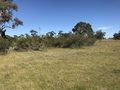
[0,40,120,90]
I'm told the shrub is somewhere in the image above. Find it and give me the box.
[94,30,106,40]
[14,35,44,51]
[54,34,96,48]
[10,29,96,52]
[113,31,120,40]
[0,38,11,55]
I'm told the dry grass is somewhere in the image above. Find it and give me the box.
[0,40,120,90]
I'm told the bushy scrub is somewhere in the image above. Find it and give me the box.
[0,38,11,54]
[113,31,120,40]
[14,35,44,51]
[1,21,97,53]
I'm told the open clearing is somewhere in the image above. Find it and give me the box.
[0,40,120,90]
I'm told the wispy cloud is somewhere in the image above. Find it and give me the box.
[97,26,112,30]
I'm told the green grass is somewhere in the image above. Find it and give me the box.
[0,40,120,90]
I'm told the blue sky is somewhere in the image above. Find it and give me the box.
[6,0,120,38]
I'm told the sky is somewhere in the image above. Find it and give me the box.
[6,0,120,38]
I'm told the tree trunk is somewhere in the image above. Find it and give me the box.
[0,29,6,38]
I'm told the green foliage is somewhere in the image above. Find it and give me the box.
[14,33,44,51]
[95,30,106,39]
[0,0,23,27]
[72,22,94,36]
[0,0,23,38]
[54,32,96,48]
[113,31,120,40]
[9,21,96,52]
[12,30,96,51]
[0,38,11,54]
[0,21,97,53]
[30,29,38,37]
[43,31,56,47]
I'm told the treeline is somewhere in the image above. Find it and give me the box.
[0,22,96,54]
[13,29,96,51]
[113,31,120,40]
[0,21,119,54]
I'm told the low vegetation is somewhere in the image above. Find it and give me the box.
[0,40,119,90]
[0,21,98,54]
[113,31,120,40]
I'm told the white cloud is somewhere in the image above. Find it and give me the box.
[97,26,112,30]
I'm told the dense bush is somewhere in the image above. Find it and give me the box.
[0,38,12,54]
[14,34,44,51]
[53,33,96,48]
[11,31,96,51]
[113,31,120,40]
[0,21,97,53]
[95,30,106,39]
[0,31,96,53]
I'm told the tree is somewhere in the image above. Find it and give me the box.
[58,30,63,37]
[113,31,120,40]
[46,31,56,37]
[30,30,38,37]
[95,30,106,39]
[58,31,72,38]
[72,22,94,36]
[0,0,23,38]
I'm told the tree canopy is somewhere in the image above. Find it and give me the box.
[72,22,94,36]
[0,0,23,38]
[95,30,106,39]
[113,31,120,40]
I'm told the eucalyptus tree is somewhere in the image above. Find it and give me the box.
[72,22,94,36]
[0,0,23,38]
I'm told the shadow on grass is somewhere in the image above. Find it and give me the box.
[68,85,86,90]
[112,69,120,74]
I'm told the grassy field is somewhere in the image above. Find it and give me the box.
[0,40,120,90]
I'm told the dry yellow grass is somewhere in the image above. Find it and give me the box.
[0,40,120,90]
